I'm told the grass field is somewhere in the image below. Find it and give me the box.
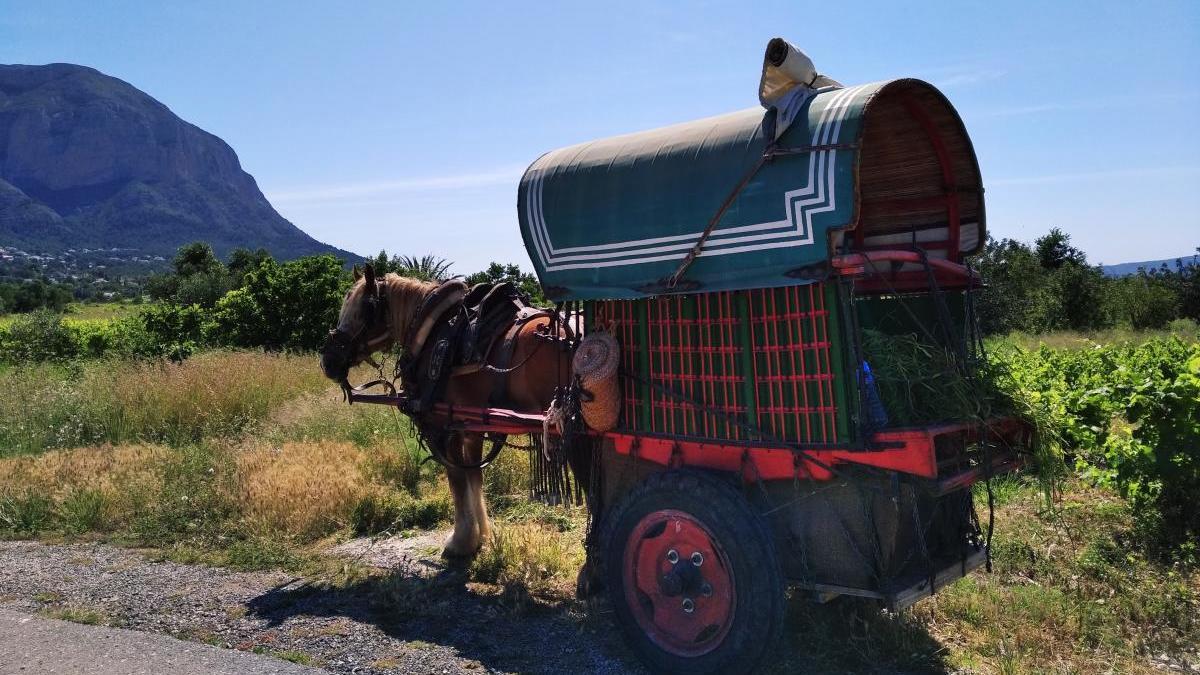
[0,348,1196,672]
[0,301,146,328]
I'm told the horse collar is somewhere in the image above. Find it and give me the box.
[404,280,469,358]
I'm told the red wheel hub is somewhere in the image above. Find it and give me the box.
[622,509,736,657]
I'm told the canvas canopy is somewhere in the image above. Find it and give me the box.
[518,78,984,301]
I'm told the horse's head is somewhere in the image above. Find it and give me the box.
[320,263,393,384]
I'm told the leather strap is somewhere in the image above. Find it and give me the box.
[489,308,548,405]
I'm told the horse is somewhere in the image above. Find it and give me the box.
[319,264,573,558]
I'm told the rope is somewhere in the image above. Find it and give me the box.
[666,154,772,288]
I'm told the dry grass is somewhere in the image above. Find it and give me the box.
[87,351,329,445]
[2,350,1196,671]
[0,443,166,499]
[1001,319,1198,350]
[235,441,372,538]
[0,436,443,545]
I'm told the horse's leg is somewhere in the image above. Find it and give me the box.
[443,433,481,558]
[462,433,491,542]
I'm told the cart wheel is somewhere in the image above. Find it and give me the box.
[598,470,785,674]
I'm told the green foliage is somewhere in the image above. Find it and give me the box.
[0,278,74,314]
[1,243,552,363]
[223,536,299,570]
[976,231,1197,334]
[209,254,349,350]
[369,251,454,281]
[350,490,452,535]
[133,443,237,545]
[0,490,54,534]
[58,488,108,535]
[138,303,207,359]
[172,242,223,277]
[995,337,1200,560]
[1110,272,1181,329]
[0,310,79,361]
[465,262,546,306]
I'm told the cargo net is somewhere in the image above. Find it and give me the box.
[762,470,986,600]
[593,283,843,445]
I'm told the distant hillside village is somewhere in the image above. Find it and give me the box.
[0,245,164,306]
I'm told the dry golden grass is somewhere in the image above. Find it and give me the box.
[0,443,166,498]
[0,435,438,542]
[236,440,372,538]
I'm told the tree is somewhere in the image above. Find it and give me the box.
[1046,259,1108,331]
[974,236,1045,333]
[365,251,454,281]
[226,247,272,286]
[1035,228,1086,270]
[465,262,546,306]
[172,242,223,277]
[209,254,349,350]
[1110,272,1179,329]
[976,230,1118,333]
[394,254,454,282]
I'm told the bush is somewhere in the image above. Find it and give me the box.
[0,310,78,362]
[996,337,1200,560]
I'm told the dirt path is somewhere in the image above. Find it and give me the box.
[0,539,638,675]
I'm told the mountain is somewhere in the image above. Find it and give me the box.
[1103,254,1199,277]
[0,63,354,261]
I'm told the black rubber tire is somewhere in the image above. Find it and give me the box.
[596,469,786,674]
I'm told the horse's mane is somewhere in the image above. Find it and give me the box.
[338,273,436,344]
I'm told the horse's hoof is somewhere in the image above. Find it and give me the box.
[441,533,481,560]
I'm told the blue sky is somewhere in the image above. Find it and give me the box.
[2,1,1197,272]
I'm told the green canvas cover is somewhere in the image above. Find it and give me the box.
[518,79,973,300]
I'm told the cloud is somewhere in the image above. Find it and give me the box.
[989,166,1200,186]
[920,65,1008,89]
[266,165,526,205]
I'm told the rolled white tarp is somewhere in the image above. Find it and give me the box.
[759,37,842,139]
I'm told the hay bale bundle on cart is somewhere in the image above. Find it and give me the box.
[516,39,1030,673]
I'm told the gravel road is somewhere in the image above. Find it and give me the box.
[0,539,638,675]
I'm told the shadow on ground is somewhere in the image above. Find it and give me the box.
[247,559,640,674]
[246,559,950,675]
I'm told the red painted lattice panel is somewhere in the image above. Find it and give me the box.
[592,284,843,445]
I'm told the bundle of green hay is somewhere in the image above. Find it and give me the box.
[860,329,1009,426]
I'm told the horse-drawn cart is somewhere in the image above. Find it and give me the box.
[339,42,1030,674]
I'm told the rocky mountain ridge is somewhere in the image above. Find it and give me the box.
[0,63,352,261]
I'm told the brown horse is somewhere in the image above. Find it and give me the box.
[319,266,571,557]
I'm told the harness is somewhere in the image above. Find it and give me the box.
[379,279,553,469]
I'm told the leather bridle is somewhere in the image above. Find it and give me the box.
[321,281,391,392]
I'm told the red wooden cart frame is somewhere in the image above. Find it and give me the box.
[347,392,1028,493]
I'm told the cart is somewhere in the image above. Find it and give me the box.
[355,77,1029,673]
